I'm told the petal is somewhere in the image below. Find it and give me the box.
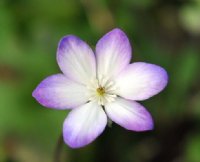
[115,62,168,100]
[63,102,107,148]
[57,35,96,85]
[105,98,153,131]
[32,74,89,109]
[96,28,132,79]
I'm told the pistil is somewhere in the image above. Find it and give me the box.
[87,76,117,106]
[96,87,105,96]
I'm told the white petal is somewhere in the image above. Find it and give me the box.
[115,62,168,100]
[96,28,132,79]
[32,74,89,109]
[63,102,107,148]
[57,35,96,85]
[105,98,153,131]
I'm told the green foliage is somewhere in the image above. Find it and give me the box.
[184,133,200,162]
[180,2,200,34]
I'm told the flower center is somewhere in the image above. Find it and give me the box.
[87,75,117,106]
[96,87,105,96]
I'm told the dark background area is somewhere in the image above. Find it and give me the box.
[0,0,200,162]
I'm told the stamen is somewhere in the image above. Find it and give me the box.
[87,76,117,106]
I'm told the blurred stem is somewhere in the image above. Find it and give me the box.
[54,134,64,162]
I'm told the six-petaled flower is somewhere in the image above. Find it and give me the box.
[32,28,168,148]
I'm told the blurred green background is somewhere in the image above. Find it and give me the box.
[0,0,200,162]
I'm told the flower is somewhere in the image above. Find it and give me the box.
[32,28,168,148]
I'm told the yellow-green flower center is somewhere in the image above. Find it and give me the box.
[96,87,105,96]
[87,75,117,105]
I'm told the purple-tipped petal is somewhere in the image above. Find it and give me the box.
[105,98,154,131]
[115,62,168,101]
[57,35,96,85]
[63,102,107,148]
[96,28,132,79]
[32,74,89,109]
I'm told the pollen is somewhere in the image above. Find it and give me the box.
[87,75,117,105]
[96,87,105,96]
